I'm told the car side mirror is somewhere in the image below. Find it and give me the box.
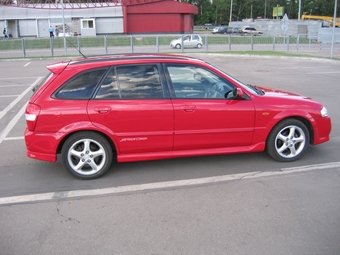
[236,88,243,98]
[225,87,244,99]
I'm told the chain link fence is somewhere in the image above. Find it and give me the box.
[0,33,339,59]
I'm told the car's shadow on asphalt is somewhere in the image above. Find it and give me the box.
[1,145,332,198]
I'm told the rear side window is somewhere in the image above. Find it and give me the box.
[95,64,164,99]
[55,69,107,99]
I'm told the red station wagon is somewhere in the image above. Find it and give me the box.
[25,54,332,179]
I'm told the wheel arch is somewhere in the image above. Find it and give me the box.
[56,129,117,157]
[265,116,314,146]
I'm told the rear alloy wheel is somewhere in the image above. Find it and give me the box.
[61,131,113,179]
[175,44,181,49]
[197,43,203,49]
[266,119,310,162]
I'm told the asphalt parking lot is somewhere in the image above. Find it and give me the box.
[0,54,340,255]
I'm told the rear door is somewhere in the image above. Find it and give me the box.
[88,64,174,155]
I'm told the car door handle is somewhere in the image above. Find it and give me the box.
[94,107,111,114]
[180,105,196,112]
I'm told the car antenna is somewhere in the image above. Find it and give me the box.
[65,36,87,58]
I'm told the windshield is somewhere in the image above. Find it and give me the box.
[205,62,264,95]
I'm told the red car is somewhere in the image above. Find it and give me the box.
[25,54,331,179]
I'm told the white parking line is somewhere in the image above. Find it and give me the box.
[24,62,31,67]
[307,71,340,74]
[0,76,41,80]
[0,84,33,88]
[0,162,339,206]
[3,136,24,141]
[0,77,41,121]
[0,103,27,144]
[0,95,20,97]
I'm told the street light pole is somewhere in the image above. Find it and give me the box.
[298,0,302,21]
[62,0,67,55]
[229,0,233,24]
[264,0,267,19]
[331,0,338,58]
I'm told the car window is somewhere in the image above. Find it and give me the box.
[192,35,199,40]
[96,64,164,99]
[55,68,107,99]
[165,64,234,99]
[95,68,119,99]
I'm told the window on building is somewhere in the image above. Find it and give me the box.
[82,19,94,29]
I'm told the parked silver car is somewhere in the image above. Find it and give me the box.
[170,34,203,49]
[239,27,263,36]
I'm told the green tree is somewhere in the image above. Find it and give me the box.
[186,0,215,25]
[304,0,337,16]
[212,0,230,25]
[182,0,339,25]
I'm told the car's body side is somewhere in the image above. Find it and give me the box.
[25,56,331,165]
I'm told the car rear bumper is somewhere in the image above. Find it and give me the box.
[24,129,61,162]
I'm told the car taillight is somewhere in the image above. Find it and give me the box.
[25,103,41,131]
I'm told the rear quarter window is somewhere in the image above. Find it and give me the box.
[54,68,107,99]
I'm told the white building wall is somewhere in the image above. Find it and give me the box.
[0,5,124,38]
[96,18,124,34]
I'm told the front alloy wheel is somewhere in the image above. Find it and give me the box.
[266,119,310,162]
[61,131,113,179]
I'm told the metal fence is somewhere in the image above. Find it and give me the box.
[0,33,339,59]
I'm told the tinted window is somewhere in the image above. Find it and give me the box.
[95,68,119,99]
[96,64,164,99]
[55,69,107,99]
[166,65,234,99]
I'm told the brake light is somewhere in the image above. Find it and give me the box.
[25,103,41,131]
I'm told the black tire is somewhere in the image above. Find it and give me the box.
[175,44,181,49]
[266,119,310,162]
[61,131,113,179]
[197,43,203,49]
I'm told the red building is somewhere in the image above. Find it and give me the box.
[0,0,198,37]
[123,0,198,33]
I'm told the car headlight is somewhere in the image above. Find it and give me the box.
[320,106,329,117]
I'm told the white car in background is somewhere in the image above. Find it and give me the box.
[170,34,203,49]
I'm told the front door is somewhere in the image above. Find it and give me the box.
[165,64,255,150]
